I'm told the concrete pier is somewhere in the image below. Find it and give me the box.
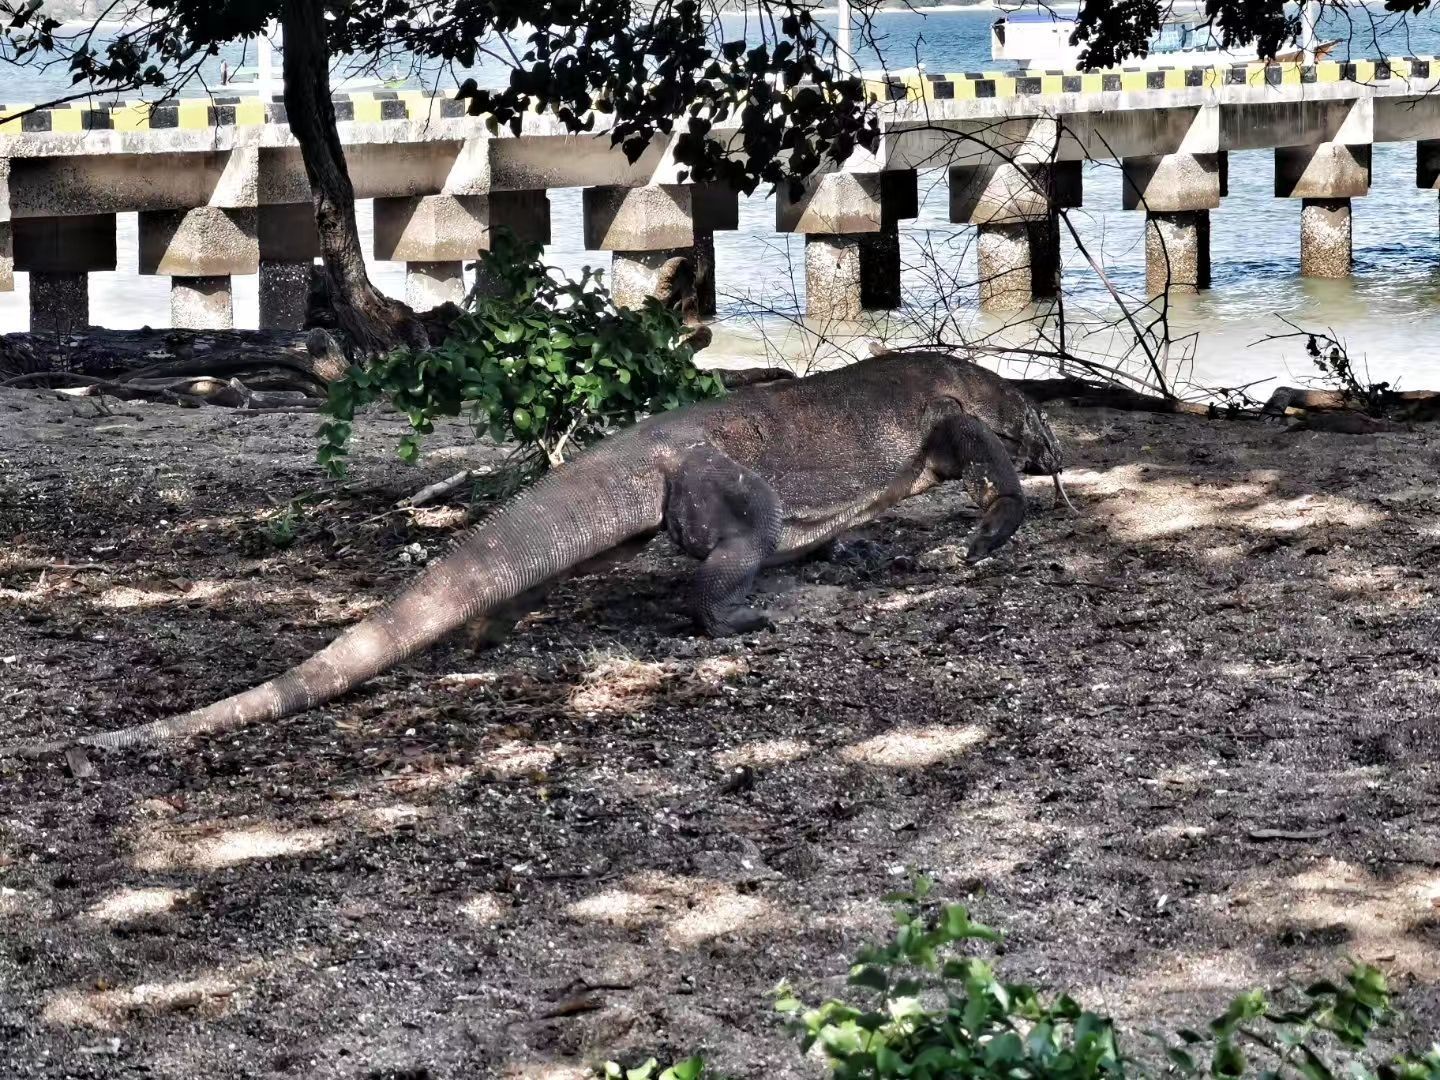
[1298,198,1353,277]
[138,207,258,329]
[12,213,116,335]
[1275,143,1369,277]
[1028,213,1062,299]
[583,184,737,314]
[5,63,1440,329]
[951,162,1080,310]
[0,222,11,294]
[976,222,1034,313]
[28,272,89,336]
[172,276,235,330]
[258,203,319,330]
[1145,211,1211,294]
[258,260,313,330]
[0,158,9,293]
[374,193,483,310]
[1122,153,1222,295]
[610,235,717,313]
[799,230,905,320]
[406,261,466,308]
[374,190,552,310]
[778,171,917,320]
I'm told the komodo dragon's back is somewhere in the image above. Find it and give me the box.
[2,350,1065,759]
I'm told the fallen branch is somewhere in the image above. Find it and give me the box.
[400,469,476,508]
[0,327,348,395]
[715,366,797,389]
[1012,377,1223,417]
[1286,412,1409,435]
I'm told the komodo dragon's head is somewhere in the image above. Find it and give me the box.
[930,350,1072,509]
[1013,399,1064,477]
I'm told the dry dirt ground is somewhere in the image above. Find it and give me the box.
[1,384,1439,1079]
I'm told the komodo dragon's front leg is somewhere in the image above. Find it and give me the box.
[665,447,783,636]
[926,412,1027,563]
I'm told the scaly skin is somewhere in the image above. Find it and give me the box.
[0,351,1065,758]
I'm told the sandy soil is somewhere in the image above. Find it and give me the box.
[1,385,1438,1079]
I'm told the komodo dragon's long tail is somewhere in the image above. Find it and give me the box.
[3,438,667,758]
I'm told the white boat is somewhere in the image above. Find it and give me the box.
[990,1,1335,70]
[220,23,406,98]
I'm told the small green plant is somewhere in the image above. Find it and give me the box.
[260,500,305,550]
[600,1057,710,1080]
[776,875,1120,1080]
[601,878,1440,1080]
[318,232,724,483]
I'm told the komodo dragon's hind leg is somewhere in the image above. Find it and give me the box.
[927,413,1027,563]
[666,448,783,637]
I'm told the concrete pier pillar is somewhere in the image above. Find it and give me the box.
[0,222,12,294]
[1144,211,1211,294]
[29,272,89,336]
[804,235,865,321]
[406,261,466,309]
[259,260,313,330]
[1027,212,1062,300]
[1299,199,1352,278]
[950,163,1080,310]
[1415,140,1440,239]
[584,184,737,313]
[13,213,117,334]
[1121,153,1221,297]
[802,227,903,321]
[777,171,918,319]
[0,159,11,293]
[258,203,320,330]
[374,191,551,309]
[171,276,234,329]
[1275,144,1369,277]
[610,233,717,313]
[139,207,258,329]
[977,223,1033,313]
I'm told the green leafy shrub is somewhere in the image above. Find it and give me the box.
[600,1057,709,1080]
[318,232,724,482]
[600,877,1440,1080]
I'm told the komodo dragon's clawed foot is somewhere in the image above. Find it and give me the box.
[964,495,1025,563]
[666,447,784,640]
[701,605,774,637]
[928,412,1028,564]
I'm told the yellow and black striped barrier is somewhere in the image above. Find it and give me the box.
[865,56,1434,103]
[1,59,1433,131]
[0,89,467,132]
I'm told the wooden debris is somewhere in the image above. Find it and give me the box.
[1246,827,1332,842]
[401,470,475,509]
[64,747,95,779]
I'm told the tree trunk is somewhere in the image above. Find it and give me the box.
[279,0,427,357]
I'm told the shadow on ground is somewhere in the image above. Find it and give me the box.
[1,387,1438,1078]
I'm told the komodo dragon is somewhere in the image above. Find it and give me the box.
[2,350,1066,758]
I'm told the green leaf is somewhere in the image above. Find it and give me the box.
[1168,1047,1199,1074]
[1297,1046,1337,1080]
[659,1056,706,1080]
[848,966,889,993]
[1212,1037,1246,1078]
